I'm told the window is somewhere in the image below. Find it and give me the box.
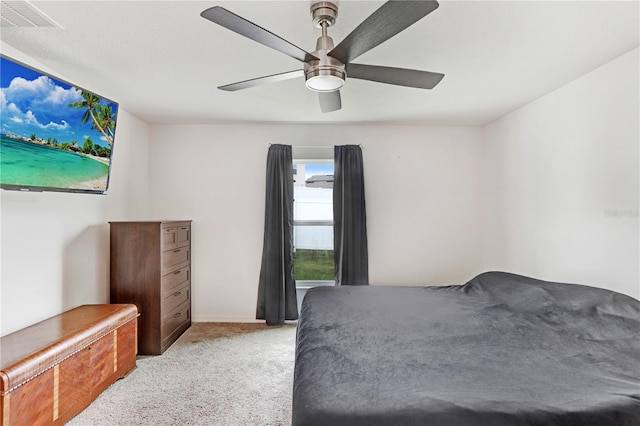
[293,161,334,286]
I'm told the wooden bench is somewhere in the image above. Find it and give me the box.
[0,304,138,425]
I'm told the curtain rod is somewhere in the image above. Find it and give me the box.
[269,144,363,149]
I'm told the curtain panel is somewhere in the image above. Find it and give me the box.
[333,145,369,286]
[256,144,298,324]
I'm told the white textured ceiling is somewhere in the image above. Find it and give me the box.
[1,1,638,125]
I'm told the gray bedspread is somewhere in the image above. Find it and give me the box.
[292,272,640,425]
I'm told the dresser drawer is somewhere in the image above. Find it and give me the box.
[162,265,190,293]
[162,282,190,315]
[162,246,190,275]
[162,227,178,251]
[162,301,190,348]
[176,225,190,248]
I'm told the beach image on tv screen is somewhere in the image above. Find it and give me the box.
[0,56,118,193]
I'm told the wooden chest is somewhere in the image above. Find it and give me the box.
[0,304,138,425]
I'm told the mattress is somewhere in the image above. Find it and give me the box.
[292,272,640,425]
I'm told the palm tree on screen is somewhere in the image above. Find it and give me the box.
[96,104,116,142]
[83,136,94,154]
[68,90,115,147]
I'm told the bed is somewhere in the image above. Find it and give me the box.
[292,272,640,425]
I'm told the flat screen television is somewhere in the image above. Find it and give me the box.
[1,55,119,194]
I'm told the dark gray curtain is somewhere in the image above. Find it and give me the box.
[256,144,298,324]
[333,145,369,286]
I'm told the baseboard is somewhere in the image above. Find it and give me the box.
[192,315,265,323]
[192,316,298,324]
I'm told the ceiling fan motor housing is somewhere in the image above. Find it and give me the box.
[310,1,338,28]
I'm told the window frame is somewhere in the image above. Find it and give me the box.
[293,158,335,288]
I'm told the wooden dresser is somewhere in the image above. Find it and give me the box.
[109,221,192,355]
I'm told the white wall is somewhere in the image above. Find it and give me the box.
[0,44,151,334]
[1,109,150,335]
[482,48,639,298]
[149,124,484,321]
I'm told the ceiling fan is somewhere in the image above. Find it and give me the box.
[200,1,444,113]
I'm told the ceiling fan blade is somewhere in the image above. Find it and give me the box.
[201,7,318,63]
[329,1,439,64]
[318,91,342,113]
[347,63,444,89]
[219,70,304,91]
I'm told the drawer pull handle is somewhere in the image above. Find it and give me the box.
[173,312,181,319]
[180,227,188,230]
[173,270,181,275]
[173,291,181,297]
[173,249,181,253]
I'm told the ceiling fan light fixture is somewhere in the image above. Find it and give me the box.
[305,66,345,92]
[305,74,344,92]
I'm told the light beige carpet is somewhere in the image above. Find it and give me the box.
[67,323,297,426]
